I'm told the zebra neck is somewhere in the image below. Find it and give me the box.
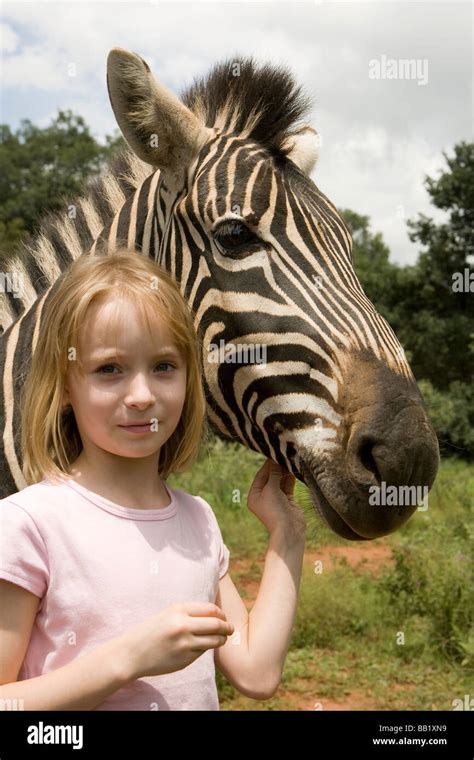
[90,168,174,268]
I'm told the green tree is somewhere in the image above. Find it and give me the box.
[403,141,474,389]
[0,110,125,254]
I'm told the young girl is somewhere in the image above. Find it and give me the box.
[0,247,306,711]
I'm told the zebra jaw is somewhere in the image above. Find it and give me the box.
[301,461,368,541]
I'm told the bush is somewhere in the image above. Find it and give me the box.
[419,379,474,459]
[292,561,384,649]
[381,514,474,664]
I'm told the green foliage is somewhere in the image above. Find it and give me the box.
[413,454,474,516]
[0,111,125,257]
[292,561,384,649]
[418,379,474,458]
[381,520,473,665]
[380,459,474,665]
[292,461,474,668]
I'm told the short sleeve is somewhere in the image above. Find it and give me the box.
[217,535,230,580]
[0,500,49,598]
[197,497,230,580]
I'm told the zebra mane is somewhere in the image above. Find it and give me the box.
[17,145,151,269]
[0,148,152,333]
[180,56,313,155]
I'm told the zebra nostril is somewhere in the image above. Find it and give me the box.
[348,429,421,493]
[357,439,381,485]
[347,433,383,489]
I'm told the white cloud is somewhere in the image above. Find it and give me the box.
[331,126,390,163]
[3,44,70,90]
[0,22,19,54]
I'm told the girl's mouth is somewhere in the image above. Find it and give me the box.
[118,424,153,434]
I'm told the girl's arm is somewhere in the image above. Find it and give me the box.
[0,637,132,711]
[215,459,307,698]
[215,525,305,698]
[0,580,134,711]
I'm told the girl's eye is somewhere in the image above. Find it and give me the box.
[96,363,175,374]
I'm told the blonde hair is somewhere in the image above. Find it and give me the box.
[20,247,209,485]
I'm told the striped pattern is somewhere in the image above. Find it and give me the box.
[0,57,414,497]
[181,137,413,472]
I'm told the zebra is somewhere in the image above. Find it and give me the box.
[0,47,439,540]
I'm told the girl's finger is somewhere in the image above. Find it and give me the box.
[256,459,272,482]
[248,459,271,497]
[281,472,296,497]
[267,460,284,480]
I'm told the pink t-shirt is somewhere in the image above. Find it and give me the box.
[0,476,230,710]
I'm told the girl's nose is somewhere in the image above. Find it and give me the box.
[124,373,156,405]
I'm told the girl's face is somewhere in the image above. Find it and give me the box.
[63,297,187,461]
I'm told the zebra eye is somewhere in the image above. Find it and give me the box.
[213,220,257,254]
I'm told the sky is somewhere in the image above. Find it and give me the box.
[0,0,472,266]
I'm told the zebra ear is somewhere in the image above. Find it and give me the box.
[283,127,320,175]
[107,48,213,185]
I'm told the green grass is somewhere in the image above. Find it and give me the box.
[168,438,474,710]
[217,643,472,711]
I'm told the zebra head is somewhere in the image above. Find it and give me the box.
[107,49,439,540]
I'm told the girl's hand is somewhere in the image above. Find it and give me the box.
[247,458,306,538]
[121,602,234,680]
